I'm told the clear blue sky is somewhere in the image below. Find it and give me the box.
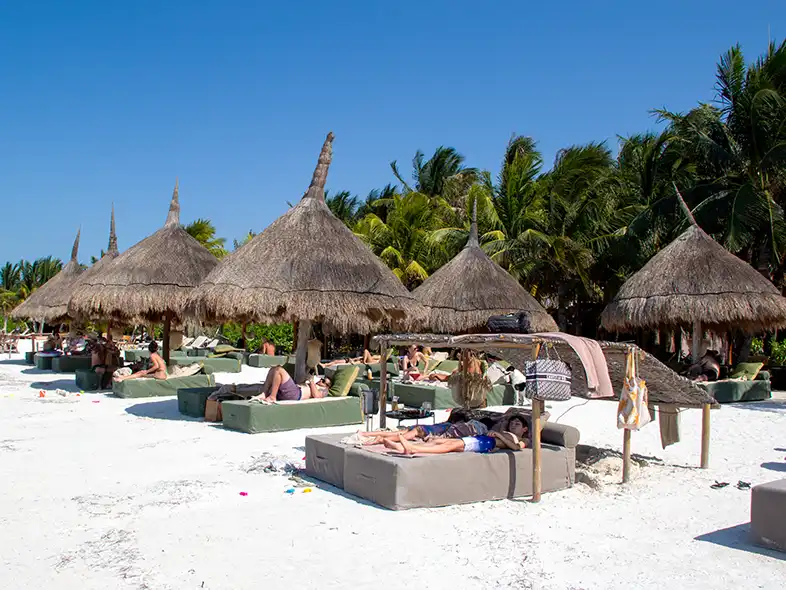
[1,1,783,263]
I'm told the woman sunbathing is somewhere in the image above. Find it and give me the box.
[357,418,490,444]
[114,341,167,382]
[382,416,529,455]
[251,366,331,402]
[320,349,380,368]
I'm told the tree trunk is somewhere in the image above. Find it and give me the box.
[294,319,311,384]
[162,314,172,365]
[3,315,7,334]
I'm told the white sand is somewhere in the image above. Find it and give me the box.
[1,354,785,590]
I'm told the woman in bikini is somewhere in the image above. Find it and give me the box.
[115,341,167,382]
[251,366,332,402]
[320,349,381,368]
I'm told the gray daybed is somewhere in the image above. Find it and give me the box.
[305,421,579,510]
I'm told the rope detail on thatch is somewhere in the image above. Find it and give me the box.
[165,179,180,227]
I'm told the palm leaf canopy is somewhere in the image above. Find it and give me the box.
[11,229,84,323]
[188,132,424,334]
[69,183,218,323]
[601,216,786,333]
[412,201,558,333]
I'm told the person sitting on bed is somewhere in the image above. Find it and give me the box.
[43,329,63,352]
[687,349,722,382]
[114,341,167,382]
[250,366,331,402]
[400,345,427,373]
[382,417,529,455]
[257,338,276,356]
[92,336,119,389]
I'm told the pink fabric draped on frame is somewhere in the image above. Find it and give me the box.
[532,333,615,399]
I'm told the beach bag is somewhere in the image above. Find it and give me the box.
[487,311,533,334]
[205,399,223,422]
[524,345,571,401]
[617,351,651,430]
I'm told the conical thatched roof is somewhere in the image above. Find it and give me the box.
[188,132,423,333]
[11,229,84,323]
[412,202,557,333]
[601,218,786,333]
[69,182,219,323]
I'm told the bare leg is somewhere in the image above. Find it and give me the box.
[382,438,405,453]
[400,435,465,456]
[265,368,290,402]
[115,370,150,382]
[359,427,421,445]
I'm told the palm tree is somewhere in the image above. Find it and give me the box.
[184,218,228,258]
[1,262,21,292]
[325,190,360,225]
[0,289,18,333]
[391,146,478,208]
[233,230,257,251]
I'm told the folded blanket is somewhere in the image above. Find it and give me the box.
[169,363,202,378]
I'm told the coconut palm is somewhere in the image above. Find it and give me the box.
[391,146,478,208]
[184,218,228,259]
[325,190,360,225]
[233,230,257,250]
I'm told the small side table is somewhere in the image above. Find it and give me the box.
[385,409,436,428]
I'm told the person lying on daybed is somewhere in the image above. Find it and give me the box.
[357,417,492,444]
[686,349,722,382]
[382,416,529,455]
[320,349,382,368]
[114,341,167,382]
[250,365,331,402]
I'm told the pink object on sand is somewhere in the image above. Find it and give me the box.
[239,492,248,496]
[92,400,100,404]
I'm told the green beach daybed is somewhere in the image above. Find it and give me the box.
[221,396,363,433]
[247,353,293,368]
[113,373,216,399]
[391,381,516,410]
[697,363,771,403]
[168,356,243,374]
[51,355,93,373]
[34,353,57,370]
[177,386,220,418]
[124,349,189,363]
[75,368,101,391]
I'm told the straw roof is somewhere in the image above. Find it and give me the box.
[11,230,84,323]
[412,201,557,333]
[373,333,717,408]
[188,132,424,334]
[69,182,219,323]
[601,222,786,333]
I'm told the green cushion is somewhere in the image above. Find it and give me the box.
[75,369,101,391]
[168,356,242,373]
[51,355,93,373]
[125,349,188,363]
[329,365,360,397]
[225,351,248,363]
[186,348,211,357]
[34,354,54,370]
[213,344,242,354]
[436,360,459,373]
[730,362,764,381]
[112,374,216,399]
[177,386,220,418]
[221,396,363,433]
[248,354,289,368]
[698,379,771,403]
[391,382,515,410]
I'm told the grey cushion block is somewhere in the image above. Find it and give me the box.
[247,354,290,368]
[177,386,220,418]
[51,355,93,373]
[75,369,101,391]
[24,351,36,364]
[35,354,54,370]
[751,478,786,552]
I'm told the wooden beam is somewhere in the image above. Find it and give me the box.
[294,319,311,384]
[162,314,171,365]
[532,398,543,502]
[622,428,632,483]
[700,403,711,469]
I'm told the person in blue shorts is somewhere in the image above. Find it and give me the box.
[382,415,529,455]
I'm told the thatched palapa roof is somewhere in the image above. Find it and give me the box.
[188,132,424,333]
[11,229,83,323]
[601,208,786,332]
[69,182,219,323]
[412,201,557,333]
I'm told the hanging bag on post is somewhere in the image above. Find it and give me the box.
[525,343,572,401]
[617,350,651,430]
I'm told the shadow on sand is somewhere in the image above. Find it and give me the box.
[761,461,786,473]
[125,399,201,422]
[0,358,27,366]
[696,523,785,560]
[21,367,54,376]
[30,379,80,392]
[730,400,786,414]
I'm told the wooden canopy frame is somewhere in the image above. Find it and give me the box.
[372,332,717,502]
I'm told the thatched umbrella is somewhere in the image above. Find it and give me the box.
[188,132,424,382]
[412,201,558,333]
[69,182,218,362]
[11,229,83,325]
[601,191,786,359]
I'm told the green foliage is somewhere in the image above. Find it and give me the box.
[184,218,228,258]
[232,230,257,250]
[222,323,294,353]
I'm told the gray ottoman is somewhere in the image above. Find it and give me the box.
[751,478,786,552]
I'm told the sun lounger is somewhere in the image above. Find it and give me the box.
[306,421,579,510]
[112,373,216,399]
[51,355,93,373]
[221,396,364,434]
[168,356,242,373]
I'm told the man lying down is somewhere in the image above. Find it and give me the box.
[357,413,530,455]
[207,365,332,404]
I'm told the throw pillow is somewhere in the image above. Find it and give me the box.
[329,365,360,397]
[730,362,764,381]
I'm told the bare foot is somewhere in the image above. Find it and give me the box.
[382,438,404,453]
[399,434,417,456]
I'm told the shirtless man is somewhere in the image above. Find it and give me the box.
[115,341,167,382]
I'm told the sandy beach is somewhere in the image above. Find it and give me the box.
[1,355,784,590]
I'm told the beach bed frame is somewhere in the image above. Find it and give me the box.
[373,332,717,502]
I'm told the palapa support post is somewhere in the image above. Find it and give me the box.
[531,341,543,503]
[622,429,632,483]
[692,320,702,362]
[162,313,172,365]
[363,334,370,353]
[700,403,711,469]
[379,345,388,429]
[294,319,311,384]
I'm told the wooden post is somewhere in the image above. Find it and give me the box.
[363,334,370,353]
[294,319,311,384]
[622,428,632,483]
[531,341,543,502]
[692,320,702,362]
[532,398,543,502]
[162,314,171,365]
[379,346,388,429]
[700,403,711,469]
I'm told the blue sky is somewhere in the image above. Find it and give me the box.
[1,1,783,263]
